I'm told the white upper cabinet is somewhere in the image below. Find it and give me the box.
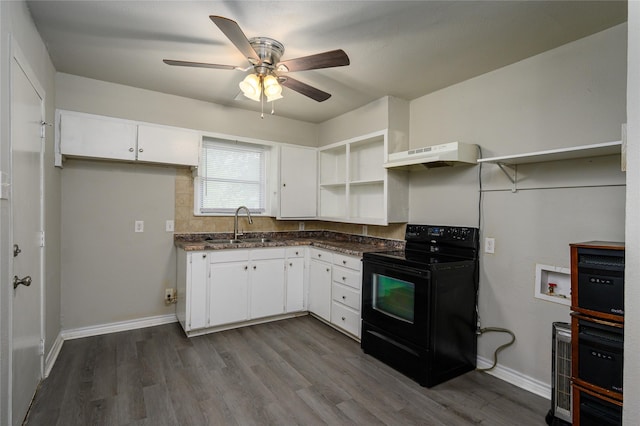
[278,145,317,219]
[137,124,200,166]
[56,110,200,167]
[59,111,138,161]
[317,130,408,225]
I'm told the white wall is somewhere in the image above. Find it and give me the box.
[408,24,627,392]
[624,2,638,423]
[60,160,176,329]
[0,1,59,424]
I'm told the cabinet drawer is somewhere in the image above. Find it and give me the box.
[251,248,286,260]
[209,250,249,263]
[333,253,361,271]
[332,266,361,290]
[331,302,360,338]
[332,283,360,311]
[285,246,305,258]
[310,248,332,263]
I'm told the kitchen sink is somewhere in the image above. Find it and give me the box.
[205,238,271,244]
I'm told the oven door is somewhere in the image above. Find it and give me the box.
[362,256,430,347]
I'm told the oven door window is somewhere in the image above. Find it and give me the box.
[373,274,415,323]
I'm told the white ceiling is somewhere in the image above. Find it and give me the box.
[26,1,626,124]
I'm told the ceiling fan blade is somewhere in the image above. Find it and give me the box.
[277,49,350,73]
[163,59,240,70]
[280,76,331,102]
[209,15,260,64]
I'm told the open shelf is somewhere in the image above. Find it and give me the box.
[534,264,571,306]
[478,141,621,166]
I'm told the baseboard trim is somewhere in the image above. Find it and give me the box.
[44,332,64,378]
[60,313,178,341]
[477,355,551,400]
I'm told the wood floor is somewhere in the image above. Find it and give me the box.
[24,315,549,425]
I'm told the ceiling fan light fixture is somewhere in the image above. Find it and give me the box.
[239,74,261,101]
[263,75,283,102]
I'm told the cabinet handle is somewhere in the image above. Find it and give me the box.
[318,254,321,258]
[289,262,293,267]
[342,276,346,281]
[326,268,330,272]
[244,266,248,270]
[202,254,206,259]
[343,260,347,265]
[341,316,346,321]
[129,147,134,152]
[253,265,257,270]
[295,251,299,255]
[139,148,144,153]
[342,295,346,300]
[283,183,286,187]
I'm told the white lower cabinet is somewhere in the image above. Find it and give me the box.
[308,248,333,322]
[330,253,362,338]
[249,249,286,319]
[209,257,250,326]
[178,246,303,335]
[285,247,305,312]
[178,245,361,340]
[176,249,209,332]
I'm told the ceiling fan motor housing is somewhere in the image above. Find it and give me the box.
[249,37,285,75]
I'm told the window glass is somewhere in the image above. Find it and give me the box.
[196,138,266,215]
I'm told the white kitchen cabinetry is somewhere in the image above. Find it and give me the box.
[209,250,250,327]
[279,145,317,219]
[330,253,362,338]
[285,247,306,312]
[308,248,333,322]
[318,130,408,225]
[56,110,200,166]
[249,248,287,319]
[136,124,200,166]
[176,249,208,332]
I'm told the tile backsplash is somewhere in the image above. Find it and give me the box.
[175,168,405,240]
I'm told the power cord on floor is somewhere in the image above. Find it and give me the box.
[476,327,516,371]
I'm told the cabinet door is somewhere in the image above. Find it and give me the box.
[137,124,200,166]
[308,259,331,321]
[209,262,249,326]
[279,145,317,218]
[188,252,209,330]
[60,112,137,160]
[250,259,286,319]
[286,257,305,312]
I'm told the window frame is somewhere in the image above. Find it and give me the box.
[193,134,277,217]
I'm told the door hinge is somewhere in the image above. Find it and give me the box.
[39,338,45,356]
[38,231,45,247]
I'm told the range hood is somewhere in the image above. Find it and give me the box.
[383,142,478,169]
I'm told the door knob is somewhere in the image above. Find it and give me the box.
[13,244,21,257]
[13,275,32,289]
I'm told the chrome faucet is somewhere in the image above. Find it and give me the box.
[234,206,253,240]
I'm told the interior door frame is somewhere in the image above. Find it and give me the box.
[6,37,46,425]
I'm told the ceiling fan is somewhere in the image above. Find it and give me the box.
[163,15,350,103]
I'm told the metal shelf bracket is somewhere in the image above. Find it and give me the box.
[497,163,517,192]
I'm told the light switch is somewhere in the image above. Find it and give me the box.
[135,220,144,233]
[166,220,174,232]
[484,237,495,254]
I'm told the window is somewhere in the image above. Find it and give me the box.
[195,138,268,215]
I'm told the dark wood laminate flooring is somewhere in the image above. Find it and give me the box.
[24,316,549,425]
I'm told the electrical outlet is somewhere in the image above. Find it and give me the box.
[165,288,176,304]
[484,237,495,254]
[135,220,144,233]
[165,220,174,232]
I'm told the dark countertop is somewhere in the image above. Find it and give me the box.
[174,230,404,257]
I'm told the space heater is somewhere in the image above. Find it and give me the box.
[546,322,572,425]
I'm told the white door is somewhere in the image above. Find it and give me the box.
[10,45,44,426]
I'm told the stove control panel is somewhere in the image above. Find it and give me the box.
[405,225,479,249]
